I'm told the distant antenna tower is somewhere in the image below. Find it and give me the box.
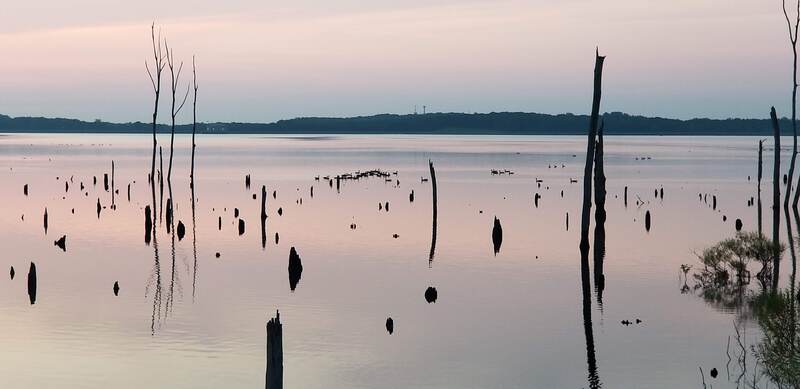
[423,105,427,114]
[414,105,418,115]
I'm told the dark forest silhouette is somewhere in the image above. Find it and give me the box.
[5,111,800,135]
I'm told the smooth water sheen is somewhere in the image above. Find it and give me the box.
[0,134,792,388]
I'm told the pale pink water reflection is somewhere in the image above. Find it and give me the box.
[0,134,791,388]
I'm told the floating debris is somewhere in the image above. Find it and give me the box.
[326,170,393,185]
[491,169,514,175]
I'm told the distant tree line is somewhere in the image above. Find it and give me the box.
[0,111,796,135]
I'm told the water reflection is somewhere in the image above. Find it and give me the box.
[686,204,798,388]
[191,181,198,301]
[6,133,795,388]
[593,126,607,308]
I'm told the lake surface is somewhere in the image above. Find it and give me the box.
[0,133,795,388]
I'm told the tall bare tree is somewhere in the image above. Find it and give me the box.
[784,0,800,207]
[145,23,166,188]
[165,42,190,184]
[190,55,198,187]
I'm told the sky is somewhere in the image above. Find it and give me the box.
[0,0,792,123]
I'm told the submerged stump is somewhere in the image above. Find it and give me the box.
[27,262,37,305]
[425,286,438,303]
[492,217,503,255]
[266,310,283,389]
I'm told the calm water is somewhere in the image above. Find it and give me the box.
[0,133,794,388]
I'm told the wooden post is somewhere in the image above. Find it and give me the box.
[266,311,283,389]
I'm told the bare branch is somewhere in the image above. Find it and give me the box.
[175,61,184,88]
[176,84,190,115]
[785,0,799,44]
[145,61,156,92]
[192,55,198,93]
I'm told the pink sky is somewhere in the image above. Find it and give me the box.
[0,0,790,122]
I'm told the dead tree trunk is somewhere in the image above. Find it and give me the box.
[190,55,198,188]
[266,311,283,389]
[146,24,165,198]
[579,49,606,254]
[159,146,165,222]
[759,139,764,237]
[771,107,782,292]
[428,160,438,264]
[261,185,268,249]
[783,0,800,207]
[165,42,189,184]
[111,160,115,209]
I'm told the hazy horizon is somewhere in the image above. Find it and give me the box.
[0,0,791,123]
